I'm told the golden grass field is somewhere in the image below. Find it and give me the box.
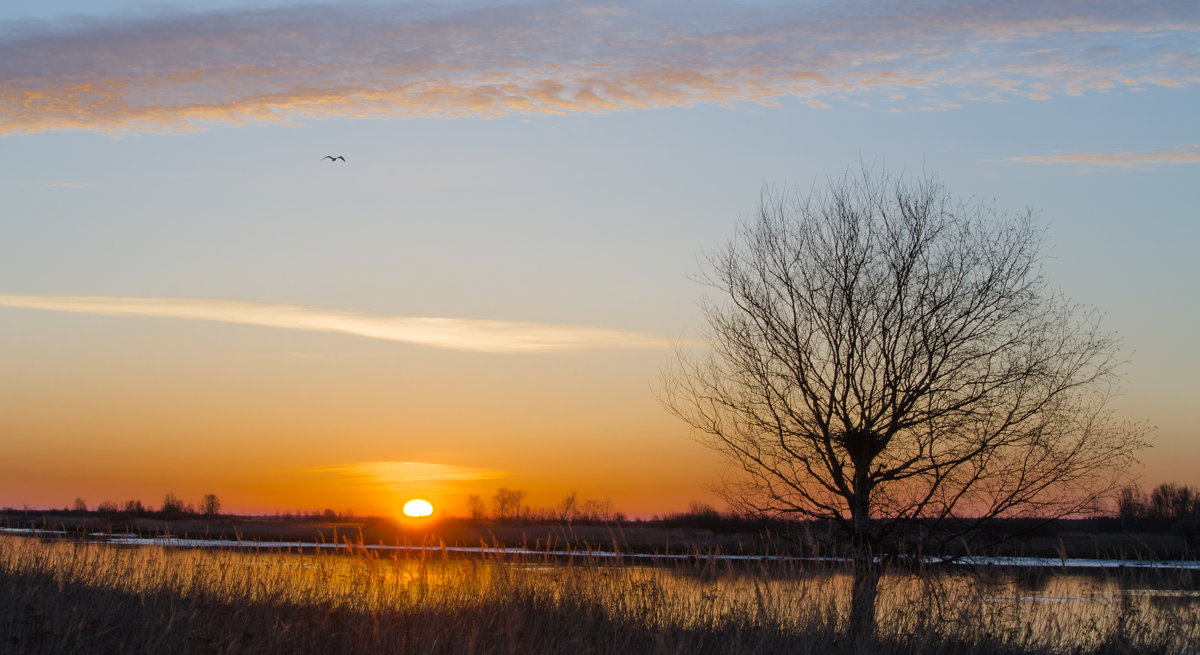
[3,533,1199,654]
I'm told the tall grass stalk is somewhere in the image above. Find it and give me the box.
[2,535,1196,653]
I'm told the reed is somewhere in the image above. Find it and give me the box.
[1,534,1196,654]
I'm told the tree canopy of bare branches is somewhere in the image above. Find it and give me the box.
[200,493,222,517]
[492,487,526,521]
[660,167,1147,641]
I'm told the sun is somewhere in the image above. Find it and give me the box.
[403,499,434,517]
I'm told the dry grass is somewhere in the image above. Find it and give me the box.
[1,534,1197,654]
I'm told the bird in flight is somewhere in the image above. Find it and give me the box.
[322,155,346,162]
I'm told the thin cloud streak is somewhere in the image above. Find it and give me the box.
[308,461,506,487]
[1006,145,1200,168]
[0,295,669,353]
[1,0,1196,134]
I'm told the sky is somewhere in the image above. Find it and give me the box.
[1,0,1197,519]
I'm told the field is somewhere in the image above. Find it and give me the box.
[3,528,1199,654]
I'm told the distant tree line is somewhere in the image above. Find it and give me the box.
[66,493,223,518]
[31,482,1200,529]
[272,508,358,522]
[464,489,623,523]
[1118,482,1200,523]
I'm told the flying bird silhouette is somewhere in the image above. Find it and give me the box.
[322,155,346,162]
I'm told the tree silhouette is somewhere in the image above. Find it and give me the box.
[492,488,526,521]
[160,493,186,516]
[465,494,486,521]
[661,166,1147,646]
[200,493,222,517]
[556,491,578,522]
[1120,482,1200,522]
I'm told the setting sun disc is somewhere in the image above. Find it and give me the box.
[403,499,433,517]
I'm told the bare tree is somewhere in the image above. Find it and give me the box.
[577,498,613,522]
[71,497,88,513]
[466,494,486,521]
[556,491,578,522]
[160,493,186,516]
[200,493,222,517]
[1150,483,1193,520]
[661,167,1147,645]
[1117,485,1145,522]
[493,487,526,521]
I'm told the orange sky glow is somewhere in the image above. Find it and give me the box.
[2,0,1197,519]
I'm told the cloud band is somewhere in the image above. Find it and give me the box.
[1,1,1197,134]
[1006,146,1200,168]
[307,461,505,487]
[0,294,667,353]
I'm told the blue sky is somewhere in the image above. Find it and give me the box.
[1,0,1197,515]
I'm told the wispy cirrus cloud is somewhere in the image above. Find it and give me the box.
[1,0,1196,134]
[1005,145,1200,168]
[307,461,505,487]
[0,295,667,353]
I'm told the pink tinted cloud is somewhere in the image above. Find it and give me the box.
[1006,146,1200,167]
[0,0,1196,134]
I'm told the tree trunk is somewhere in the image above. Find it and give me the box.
[848,557,881,654]
[848,467,878,653]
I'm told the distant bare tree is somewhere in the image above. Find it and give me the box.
[661,166,1147,646]
[123,499,146,515]
[577,498,613,522]
[493,487,526,521]
[1149,483,1197,520]
[687,501,721,521]
[200,493,222,517]
[71,498,88,513]
[466,494,486,521]
[160,493,186,516]
[1118,482,1200,523]
[97,500,119,514]
[1118,485,1147,522]
[556,491,578,522]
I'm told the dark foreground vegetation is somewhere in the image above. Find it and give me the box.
[5,570,1187,655]
[3,533,1198,655]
